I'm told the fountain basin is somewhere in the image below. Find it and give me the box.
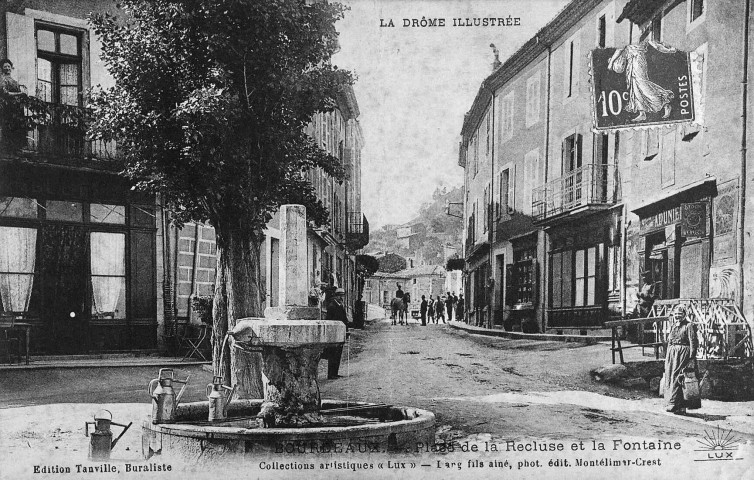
[231,318,346,348]
[142,399,436,461]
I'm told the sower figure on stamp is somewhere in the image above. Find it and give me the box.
[663,305,698,415]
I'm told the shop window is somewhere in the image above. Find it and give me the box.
[0,226,37,313]
[90,204,125,224]
[0,197,37,219]
[46,200,83,222]
[90,232,126,319]
[507,248,537,306]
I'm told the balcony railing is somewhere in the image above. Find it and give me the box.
[532,164,618,222]
[346,211,369,250]
[0,97,116,163]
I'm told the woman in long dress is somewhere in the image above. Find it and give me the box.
[663,305,698,415]
[608,38,677,122]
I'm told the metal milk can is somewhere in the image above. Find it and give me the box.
[148,368,190,424]
[84,409,132,461]
[206,375,236,421]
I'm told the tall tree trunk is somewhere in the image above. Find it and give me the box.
[212,225,265,398]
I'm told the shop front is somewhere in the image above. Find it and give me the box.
[0,164,157,354]
[545,209,620,330]
[632,180,717,304]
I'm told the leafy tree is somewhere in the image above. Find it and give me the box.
[446,257,465,271]
[356,254,380,278]
[378,253,407,273]
[89,0,352,396]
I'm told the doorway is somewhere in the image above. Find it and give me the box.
[39,224,89,354]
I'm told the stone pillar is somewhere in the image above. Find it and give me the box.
[279,205,308,307]
[264,205,320,320]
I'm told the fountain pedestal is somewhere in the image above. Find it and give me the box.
[230,318,345,427]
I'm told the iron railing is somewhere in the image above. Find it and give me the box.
[532,164,618,222]
[1,99,116,162]
[346,211,369,250]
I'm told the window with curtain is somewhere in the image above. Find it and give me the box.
[36,27,82,106]
[0,226,37,313]
[90,232,126,319]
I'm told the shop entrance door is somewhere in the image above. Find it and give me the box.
[39,225,89,354]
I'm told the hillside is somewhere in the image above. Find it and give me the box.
[367,186,463,265]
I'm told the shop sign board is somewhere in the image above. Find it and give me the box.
[681,202,707,238]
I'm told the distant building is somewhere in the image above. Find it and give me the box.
[396,221,426,251]
[364,265,446,308]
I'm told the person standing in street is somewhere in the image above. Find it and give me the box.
[427,295,435,324]
[452,292,459,318]
[324,288,350,379]
[420,295,428,326]
[457,294,465,323]
[445,292,454,322]
[663,305,698,415]
[435,296,445,323]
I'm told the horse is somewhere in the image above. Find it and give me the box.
[390,297,406,325]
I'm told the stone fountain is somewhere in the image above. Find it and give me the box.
[142,205,435,461]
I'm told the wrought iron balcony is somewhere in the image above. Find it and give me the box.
[346,211,369,251]
[531,164,619,223]
[0,98,117,165]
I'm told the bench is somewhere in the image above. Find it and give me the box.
[603,317,669,364]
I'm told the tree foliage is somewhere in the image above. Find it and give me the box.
[378,253,407,273]
[446,257,465,271]
[355,254,379,278]
[89,0,352,241]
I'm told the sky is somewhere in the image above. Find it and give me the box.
[332,0,570,229]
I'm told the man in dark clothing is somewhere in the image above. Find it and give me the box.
[445,292,454,321]
[457,294,465,322]
[395,283,404,299]
[325,288,349,379]
[420,295,428,326]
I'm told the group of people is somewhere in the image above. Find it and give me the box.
[391,284,464,326]
[419,292,463,325]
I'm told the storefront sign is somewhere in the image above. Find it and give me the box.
[640,205,680,233]
[590,41,695,130]
[681,202,707,237]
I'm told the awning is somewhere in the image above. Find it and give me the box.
[617,0,668,25]
[631,177,717,218]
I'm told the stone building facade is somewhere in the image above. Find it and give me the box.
[460,0,754,333]
[0,0,367,354]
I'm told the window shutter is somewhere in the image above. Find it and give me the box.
[6,13,36,94]
[505,264,516,306]
[509,164,516,213]
[576,134,583,168]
